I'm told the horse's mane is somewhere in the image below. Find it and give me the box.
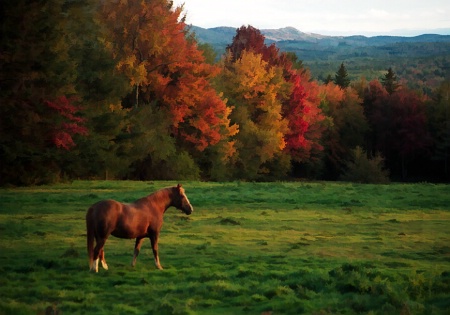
[141,186,174,203]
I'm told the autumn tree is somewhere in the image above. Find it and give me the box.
[283,70,325,163]
[364,82,431,179]
[223,25,327,178]
[218,50,289,179]
[226,25,266,62]
[99,0,237,179]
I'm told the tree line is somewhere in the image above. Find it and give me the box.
[1,0,449,185]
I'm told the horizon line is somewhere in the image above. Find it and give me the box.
[190,24,450,37]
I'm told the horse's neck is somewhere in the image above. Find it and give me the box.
[144,188,173,213]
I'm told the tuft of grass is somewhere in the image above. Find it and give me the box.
[217,217,241,225]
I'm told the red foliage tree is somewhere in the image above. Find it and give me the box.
[44,96,88,150]
[283,71,325,162]
[365,83,431,178]
[226,25,326,164]
[226,25,266,62]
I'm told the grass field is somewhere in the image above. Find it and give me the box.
[0,181,449,314]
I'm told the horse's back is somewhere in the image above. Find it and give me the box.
[89,199,123,216]
[87,199,151,239]
[87,200,123,232]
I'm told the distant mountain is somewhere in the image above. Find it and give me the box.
[190,26,236,45]
[261,26,329,42]
[190,25,450,51]
[190,25,450,91]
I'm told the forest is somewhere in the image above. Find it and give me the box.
[1,0,450,185]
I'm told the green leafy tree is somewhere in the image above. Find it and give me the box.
[320,83,368,179]
[334,62,350,89]
[64,0,132,179]
[340,146,390,184]
[197,42,218,65]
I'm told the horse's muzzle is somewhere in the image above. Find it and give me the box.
[184,206,193,215]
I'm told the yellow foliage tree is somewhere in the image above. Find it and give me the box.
[218,51,289,179]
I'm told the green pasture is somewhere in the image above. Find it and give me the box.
[0,181,449,314]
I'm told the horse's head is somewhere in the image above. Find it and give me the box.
[172,184,193,215]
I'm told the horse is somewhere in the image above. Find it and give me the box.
[85,184,193,272]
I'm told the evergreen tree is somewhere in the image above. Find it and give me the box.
[381,67,399,94]
[334,62,350,89]
[0,0,86,185]
[324,74,333,85]
[340,146,390,184]
[428,80,450,179]
[320,83,368,179]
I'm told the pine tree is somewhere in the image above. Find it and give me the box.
[0,0,85,185]
[428,80,450,179]
[381,67,399,94]
[334,62,350,89]
[324,74,333,85]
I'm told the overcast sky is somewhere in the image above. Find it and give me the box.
[173,0,450,36]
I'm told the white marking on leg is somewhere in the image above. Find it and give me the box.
[94,258,99,272]
[155,257,163,270]
[101,259,108,270]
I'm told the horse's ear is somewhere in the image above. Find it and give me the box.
[177,183,182,190]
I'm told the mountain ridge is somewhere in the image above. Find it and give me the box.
[190,25,450,92]
[191,25,450,46]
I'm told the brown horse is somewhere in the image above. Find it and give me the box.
[86,184,193,272]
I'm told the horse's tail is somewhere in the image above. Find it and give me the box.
[86,207,95,270]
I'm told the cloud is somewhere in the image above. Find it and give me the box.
[369,9,391,18]
[174,0,450,36]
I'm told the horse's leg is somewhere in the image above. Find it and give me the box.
[92,238,107,272]
[149,232,163,270]
[132,237,145,267]
[99,249,108,270]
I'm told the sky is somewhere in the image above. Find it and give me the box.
[173,0,450,36]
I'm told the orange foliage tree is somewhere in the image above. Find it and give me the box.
[99,0,237,177]
[222,25,326,178]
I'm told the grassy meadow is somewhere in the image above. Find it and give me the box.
[0,181,449,314]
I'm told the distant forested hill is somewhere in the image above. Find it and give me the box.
[191,26,450,93]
